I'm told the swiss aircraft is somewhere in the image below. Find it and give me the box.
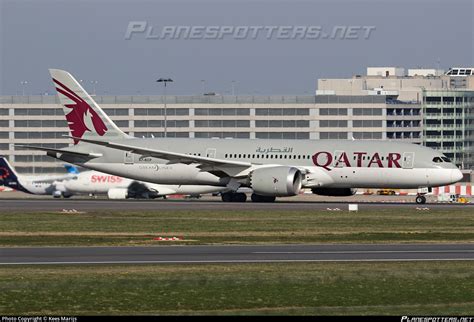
[20,69,463,204]
[0,158,225,199]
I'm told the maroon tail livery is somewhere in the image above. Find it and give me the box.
[53,78,108,144]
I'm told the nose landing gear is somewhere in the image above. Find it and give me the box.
[415,194,427,204]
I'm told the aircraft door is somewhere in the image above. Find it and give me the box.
[205,148,216,158]
[402,152,415,169]
[124,151,134,165]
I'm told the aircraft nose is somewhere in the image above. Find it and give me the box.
[451,169,463,183]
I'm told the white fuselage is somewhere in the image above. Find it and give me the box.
[63,138,463,190]
[14,178,57,195]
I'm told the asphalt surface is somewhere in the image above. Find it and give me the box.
[1,244,474,265]
[0,198,472,212]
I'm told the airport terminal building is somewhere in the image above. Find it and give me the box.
[0,66,473,174]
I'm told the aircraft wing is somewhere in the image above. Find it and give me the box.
[71,137,253,177]
[15,145,103,158]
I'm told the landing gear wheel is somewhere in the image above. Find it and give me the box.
[415,195,426,204]
[221,192,247,202]
[234,193,247,203]
[251,193,276,203]
[221,192,233,202]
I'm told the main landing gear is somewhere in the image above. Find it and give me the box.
[221,192,247,202]
[415,194,427,204]
[220,192,277,203]
[250,193,276,203]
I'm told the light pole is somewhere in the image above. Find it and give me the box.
[20,81,28,96]
[201,79,206,95]
[156,78,173,138]
[231,80,236,96]
[90,80,98,96]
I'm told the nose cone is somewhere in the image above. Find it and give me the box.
[451,169,463,183]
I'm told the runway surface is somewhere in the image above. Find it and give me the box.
[1,244,474,265]
[0,198,471,212]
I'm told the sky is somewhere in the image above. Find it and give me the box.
[0,0,473,96]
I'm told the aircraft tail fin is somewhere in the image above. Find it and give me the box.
[0,157,30,193]
[49,69,130,145]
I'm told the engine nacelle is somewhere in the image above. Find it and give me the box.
[107,188,129,199]
[250,166,302,197]
[311,188,357,197]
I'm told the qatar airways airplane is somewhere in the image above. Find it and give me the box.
[21,69,463,204]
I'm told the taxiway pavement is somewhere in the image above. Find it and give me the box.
[0,198,471,212]
[1,244,474,265]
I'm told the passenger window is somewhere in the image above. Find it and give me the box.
[441,156,451,163]
[432,157,443,163]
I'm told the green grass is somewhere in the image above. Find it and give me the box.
[1,261,474,315]
[1,209,474,246]
[2,209,474,315]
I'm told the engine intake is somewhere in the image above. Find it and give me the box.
[250,166,302,197]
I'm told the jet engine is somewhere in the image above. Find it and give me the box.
[249,166,302,197]
[311,188,357,196]
[107,188,129,199]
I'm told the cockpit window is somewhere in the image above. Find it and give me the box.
[441,156,451,163]
[432,157,443,163]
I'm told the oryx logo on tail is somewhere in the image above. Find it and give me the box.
[0,167,9,179]
[53,78,108,144]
